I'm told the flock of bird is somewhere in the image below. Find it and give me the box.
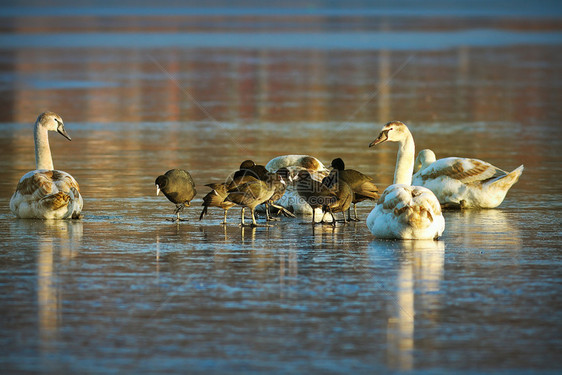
[9,112,524,240]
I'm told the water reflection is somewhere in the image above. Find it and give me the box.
[370,239,445,371]
[445,209,521,251]
[9,220,83,364]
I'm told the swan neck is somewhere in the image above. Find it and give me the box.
[394,132,415,185]
[34,121,54,170]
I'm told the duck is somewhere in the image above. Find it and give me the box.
[199,161,265,224]
[366,121,445,240]
[295,170,337,225]
[199,182,236,224]
[329,158,379,221]
[412,149,524,209]
[155,169,197,222]
[10,111,83,219]
[320,168,354,225]
[225,172,285,227]
[230,159,269,181]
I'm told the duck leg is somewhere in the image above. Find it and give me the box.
[318,209,330,225]
[265,203,280,221]
[311,208,316,225]
[347,204,360,222]
[240,207,246,226]
[352,204,360,221]
[171,204,188,222]
[250,208,272,227]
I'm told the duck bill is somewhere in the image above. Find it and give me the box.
[156,185,161,196]
[369,130,389,147]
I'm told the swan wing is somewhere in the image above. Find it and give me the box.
[416,157,505,184]
[367,184,444,239]
[10,170,82,219]
[266,155,328,174]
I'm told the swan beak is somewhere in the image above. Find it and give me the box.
[156,185,161,196]
[369,130,389,147]
[57,124,72,141]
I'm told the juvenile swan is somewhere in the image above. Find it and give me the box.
[413,149,524,209]
[366,121,444,240]
[10,112,83,219]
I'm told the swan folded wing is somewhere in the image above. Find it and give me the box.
[379,185,441,226]
[17,170,79,198]
[379,185,410,209]
[410,186,442,218]
[266,155,327,173]
[418,157,505,184]
[12,170,81,218]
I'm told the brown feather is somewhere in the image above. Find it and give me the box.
[421,159,504,184]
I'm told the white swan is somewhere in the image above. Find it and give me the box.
[265,154,329,176]
[366,121,444,240]
[265,154,331,221]
[412,149,524,209]
[10,112,83,219]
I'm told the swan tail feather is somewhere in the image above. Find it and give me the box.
[488,165,524,190]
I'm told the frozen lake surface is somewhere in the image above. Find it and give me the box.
[1,1,561,374]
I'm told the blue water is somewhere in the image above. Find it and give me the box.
[1,30,561,50]
[1,1,561,17]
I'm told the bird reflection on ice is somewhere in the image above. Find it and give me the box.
[445,209,522,250]
[369,239,445,371]
[10,220,83,362]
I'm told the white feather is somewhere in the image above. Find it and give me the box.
[10,112,83,219]
[412,149,523,208]
[265,154,331,222]
[366,122,445,240]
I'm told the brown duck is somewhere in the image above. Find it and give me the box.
[330,158,378,221]
[155,169,197,222]
[199,161,262,224]
[295,170,337,225]
[225,172,284,227]
[320,167,354,225]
